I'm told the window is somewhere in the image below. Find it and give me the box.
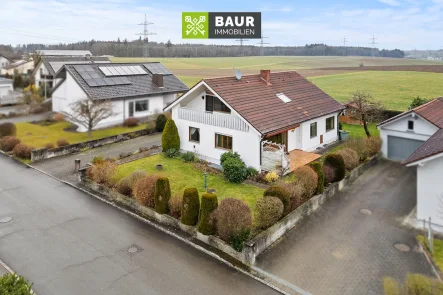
[310,122,317,138]
[189,127,200,142]
[326,116,335,131]
[408,120,414,130]
[205,95,230,113]
[215,133,232,150]
[135,100,148,112]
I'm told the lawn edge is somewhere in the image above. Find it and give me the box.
[416,235,443,281]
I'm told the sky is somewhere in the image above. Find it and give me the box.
[1,0,443,50]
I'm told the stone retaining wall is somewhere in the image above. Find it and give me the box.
[31,129,157,162]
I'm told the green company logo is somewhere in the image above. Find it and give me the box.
[182,12,209,39]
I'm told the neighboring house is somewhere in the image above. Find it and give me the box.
[36,50,93,57]
[164,70,345,172]
[0,60,34,76]
[378,97,443,226]
[0,53,12,70]
[52,62,188,132]
[33,56,111,92]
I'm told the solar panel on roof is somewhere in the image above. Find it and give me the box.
[144,63,171,75]
[84,65,94,72]
[104,78,115,86]
[80,72,92,80]
[99,67,112,76]
[95,79,107,86]
[85,79,98,87]
[89,72,101,79]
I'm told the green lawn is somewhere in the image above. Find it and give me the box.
[115,154,264,210]
[418,235,443,272]
[342,123,379,138]
[309,71,443,111]
[177,76,202,87]
[16,121,145,149]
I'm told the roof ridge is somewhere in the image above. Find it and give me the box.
[412,96,442,111]
[203,70,300,81]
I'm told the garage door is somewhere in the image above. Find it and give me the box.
[387,136,425,161]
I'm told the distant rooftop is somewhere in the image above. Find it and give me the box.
[36,50,92,57]
[0,77,13,85]
[38,56,111,76]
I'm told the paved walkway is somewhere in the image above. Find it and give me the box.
[0,155,278,295]
[32,134,161,182]
[256,160,434,295]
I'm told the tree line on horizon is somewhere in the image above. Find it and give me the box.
[0,39,405,58]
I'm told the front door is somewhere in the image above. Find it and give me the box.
[129,101,134,117]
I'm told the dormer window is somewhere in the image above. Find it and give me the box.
[408,120,414,130]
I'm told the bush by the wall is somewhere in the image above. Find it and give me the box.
[161,119,180,152]
[57,139,69,147]
[146,121,156,133]
[90,160,117,187]
[365,137,382,156]
[246,166,259,178]
[323,154,346,183]
[164,148,179,158]
[197,193,218,235]
[168,195,182,219]
[91,156,104,165]
[181,151,195,162]
[344,139,368,161]
[337,148,359,170]
[126,170,147,196]
[12,143,33,159]
[323,164,336,184]
[222,157,247,183]
[154,177,171,214]
[133,175,158,207]
[215,198,252,251]
[123,117,139,127]
[156,114,168,132]
[293,166,318,201]
[116,177,132,196]
[0,122,16,138]
[44,143,54,149]
[255,197,284,230]
[53,113,64,122]
[0,136,21,152]
[0,273,33,295]
[220,151,241,166]
[180,188,200,226]
[265,171,279,183]
[308,162,325,194]
[280,182,304,212]
[264,185,291,215]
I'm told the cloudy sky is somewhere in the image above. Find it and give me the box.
[1,0,442,49]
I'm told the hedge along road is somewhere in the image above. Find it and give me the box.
[0,155,282,295]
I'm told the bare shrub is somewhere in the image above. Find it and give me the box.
[53,113,64,122]
[123,117,139,127]
[293,166,318,201]
[12,143,33,159]
[133,175,158,207]
[44,143,54,149]
[343,139,368,161]
[255,197,284,230]
[127,170,147,195]
[116,177,132,196]
[323,164,336,184]
[365,136,382,156]
[90,161,117,187]
[0,136,21,152]
[337,148,359,170]
[0,122,17,138]
[57,139,70,147]
[168,195,183,219]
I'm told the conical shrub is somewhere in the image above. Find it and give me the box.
[154,177,171,214]
[180,188,200,226]
[161,119,180,152]
[197,193,218,235]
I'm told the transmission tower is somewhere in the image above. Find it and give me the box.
[342,37,347,56]
[137,14,156,58]
[369,34,378,58]
[257,30,269,56]
[235,38,249,56]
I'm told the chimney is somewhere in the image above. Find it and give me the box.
[153,74,164,88]
[260,70,271,85]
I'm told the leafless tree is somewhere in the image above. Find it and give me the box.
[348,91,385,138]
[62,99,115,138]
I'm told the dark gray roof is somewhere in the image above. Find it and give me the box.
[403,129,443,165]
[62,62,188,100]
[40,56,111,76]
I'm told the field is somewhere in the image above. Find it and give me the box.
[309,71,443,111]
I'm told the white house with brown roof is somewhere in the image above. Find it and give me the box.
[378,97,443,227]
[165,70,345,173]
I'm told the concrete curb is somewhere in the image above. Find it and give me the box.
[416,237,443,281]
[13,156,297,295]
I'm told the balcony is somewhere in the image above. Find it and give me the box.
[178,107,249,132]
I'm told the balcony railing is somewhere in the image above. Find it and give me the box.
[178,107,249,132]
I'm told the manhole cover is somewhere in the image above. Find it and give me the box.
[126,244,143,255]
[360,209,372,215]
[394,243,410,252]
[0,216,13,223]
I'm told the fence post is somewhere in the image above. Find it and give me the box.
[428,217,434,254]
[75,159,81,173]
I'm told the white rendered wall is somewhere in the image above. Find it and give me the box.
[299,113,339,151]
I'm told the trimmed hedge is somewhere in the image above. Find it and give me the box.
[323,153,346,183]
[154,177,171,214]
[337,148,359,170]
[197,193,218,235]
[57,139,69,147]
[123,117,139,127]
[0,122,16,138]
[0,136,21,152]
[161,119,180,152]
[264,185,291,215]
[255,197,284,230]
[133,175,158,207]
[180,188,200,226]
[155,114,167,132]
[12,143,33,159]
[293,166,318,201]
[116,177,132,196]
[308,162,325,194]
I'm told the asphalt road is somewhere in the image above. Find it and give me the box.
[256,160,434,295]
[0,155,279,295]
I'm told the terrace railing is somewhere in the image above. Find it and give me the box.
[178,107,249,132]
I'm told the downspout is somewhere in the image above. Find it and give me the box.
[123,99,126,121]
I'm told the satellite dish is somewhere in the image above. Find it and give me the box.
[235,69,242,81]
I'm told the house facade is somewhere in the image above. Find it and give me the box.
[379,97,443,227]
[0,54,12,70]
[1,60,34,76]
[52,62,188,132]
[165,70,344,172]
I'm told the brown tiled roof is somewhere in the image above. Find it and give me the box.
[378,97,443,128]
[403,129,443,165]
[204,71,345,134]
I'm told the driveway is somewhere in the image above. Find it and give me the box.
[256,159,434,295]
[0,155,279,295]
[32,134,161,182]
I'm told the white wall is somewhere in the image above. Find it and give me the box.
[379,113,439,158]
[417,156,443,226]
[0,57,10,69]
[0,84,12,97]
[298,113,339,151]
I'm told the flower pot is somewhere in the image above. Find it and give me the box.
[156,164,163,170]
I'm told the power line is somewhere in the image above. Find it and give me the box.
[257,30,269,56]
[342,37,347,56]
[369,34,378,58]
[234,38,249,56]
[136,14,156,58]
